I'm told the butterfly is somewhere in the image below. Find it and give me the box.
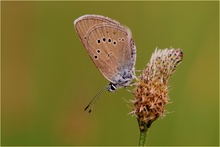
[74,14,136,112]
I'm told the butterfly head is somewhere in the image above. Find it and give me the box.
[107,83,117,92]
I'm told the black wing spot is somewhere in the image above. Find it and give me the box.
[97,39,101,44]
[103,37,106,42]
[84,36,87,40]
[113,40,117,45]
[97,49,101,54]
[108,38,112,43]
[121,38,125,42]
[94,55,98,59]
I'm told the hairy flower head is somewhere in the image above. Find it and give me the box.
[132,48,183,132]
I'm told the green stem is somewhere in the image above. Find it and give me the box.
[138,119,152,146]
[139,129,148,147]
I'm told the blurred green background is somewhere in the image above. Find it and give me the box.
[1,1,219,146]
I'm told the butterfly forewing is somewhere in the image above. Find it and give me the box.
[74,15,120,49]
[86,24,133,83]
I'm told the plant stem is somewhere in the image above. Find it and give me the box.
[139,129,148,147]
[138,119,151,146]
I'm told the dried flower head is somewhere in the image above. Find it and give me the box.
[132,48,183,132]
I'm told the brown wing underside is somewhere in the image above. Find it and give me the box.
[74,15,136,83]
[86,25,133,83]
[74,15,120,49]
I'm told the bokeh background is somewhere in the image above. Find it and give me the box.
[1,1,219,146]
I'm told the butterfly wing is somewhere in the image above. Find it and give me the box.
[74,14,136,87]
[74,14,120,49]
[86,24,136,85]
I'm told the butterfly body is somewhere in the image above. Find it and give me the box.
[74,14,136,91]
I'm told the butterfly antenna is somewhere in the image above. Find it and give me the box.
[84,86,107,113]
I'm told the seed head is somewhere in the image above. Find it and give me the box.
[132,48,183,132]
